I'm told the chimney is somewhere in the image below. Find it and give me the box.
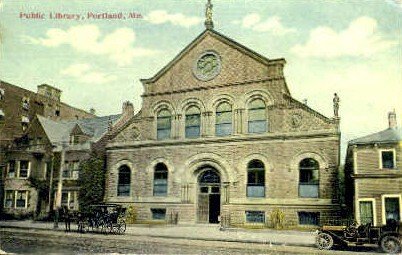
[388,109,397,129]
[122,101,134,117]
[89,108,96,115]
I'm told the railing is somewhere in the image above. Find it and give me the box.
[299,183,319,198]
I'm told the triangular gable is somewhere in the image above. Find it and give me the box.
[70,123,86,136]
[23,116,52,145]
[141,29,286,86]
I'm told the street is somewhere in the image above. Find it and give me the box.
[0,228,380,255]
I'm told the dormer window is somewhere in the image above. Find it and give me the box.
[22,97,30,110]
[21,116,29,131]
[0,88,4,100]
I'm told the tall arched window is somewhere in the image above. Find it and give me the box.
[299,158,319,198]
[248,99,266,133]
[117,165,131,196]
[157,109,171,140]
[185,106,201,138]
[215,102,232,136]
[247,160,265,197]
[153,163,168,196]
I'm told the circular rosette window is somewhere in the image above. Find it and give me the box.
[193,51,221,81]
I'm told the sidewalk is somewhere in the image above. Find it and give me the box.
[0,220,316,247]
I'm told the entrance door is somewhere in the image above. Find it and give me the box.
[197,169,221,224]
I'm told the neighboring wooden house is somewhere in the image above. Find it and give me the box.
[2,102,133,218]
[345,110,402,226]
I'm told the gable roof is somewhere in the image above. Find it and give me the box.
[140,29,286,85]
[349,127,402,145]
[37,114,121,146]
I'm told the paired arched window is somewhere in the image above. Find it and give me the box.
[157,109,172,140]
[185,106,201,138]
[117,165,131,196]
[215,102,232,136]
[153,163,168,196]
[248,99,266,133]
[247,160,265,197]
[298,158,319,198]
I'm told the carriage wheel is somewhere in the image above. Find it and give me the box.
[116,221,126,235]
[316,232,334,250]
[380,236,401,254]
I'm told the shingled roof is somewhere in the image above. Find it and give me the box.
[349,127,402,145]
[37,114,121,145]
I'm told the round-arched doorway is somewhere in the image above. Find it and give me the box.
[197,168,221,223]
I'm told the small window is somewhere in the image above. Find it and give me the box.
[200,187,208,193]
[157,109,171,140]
[117,165,131,196]
[151,208,166,220]
[211,187,220,193]
[215,102,232,136]
[185,106,201,138]
[19,160,30,178]
[0,109,4,121]
[247,160,265,197]
[381,151,395,169]
[385,197,400,222]
[0,88,4,100]
[245,211,265,223]
[153,163,168,196]
[4,190,14,208]
[55,110,60,116]
[22,97,30,110]
[7,160,16,178]
[359,201,374,225]
[298,212,320,225]
[248,99,267,133]
[15,191,28,208]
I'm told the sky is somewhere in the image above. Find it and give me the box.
[0,0,401,160]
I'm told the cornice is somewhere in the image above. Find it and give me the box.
[107,130,339,151]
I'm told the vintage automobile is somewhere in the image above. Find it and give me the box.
[77,204,126,234]
[316,219,402,254]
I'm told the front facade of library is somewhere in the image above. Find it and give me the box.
[105,28,341,227]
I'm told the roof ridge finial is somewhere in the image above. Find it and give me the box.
[205,0,214,30]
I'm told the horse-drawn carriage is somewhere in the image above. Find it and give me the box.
[76,204,126,234]
[316,219,402,254]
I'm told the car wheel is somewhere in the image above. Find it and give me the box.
[316,232,334,250]
[380,236,401,254]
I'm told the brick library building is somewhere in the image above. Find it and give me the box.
[104,10,341,227]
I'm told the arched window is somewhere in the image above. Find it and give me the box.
[185,106,201,138]
[117,165,131,196]
[215,102,232,136]
[248,99,266,133]
[153,163,168,196]
[299,158,319,198]
[247,160,265,197]
[157,109,171,140]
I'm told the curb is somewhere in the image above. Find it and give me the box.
[0,225,315,248]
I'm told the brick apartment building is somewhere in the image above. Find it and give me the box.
[0,80,95,216]
[104,15,341,227]
[2,102,134,217]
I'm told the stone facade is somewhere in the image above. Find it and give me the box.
[105,29,341,227]
[345,112,402,226]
